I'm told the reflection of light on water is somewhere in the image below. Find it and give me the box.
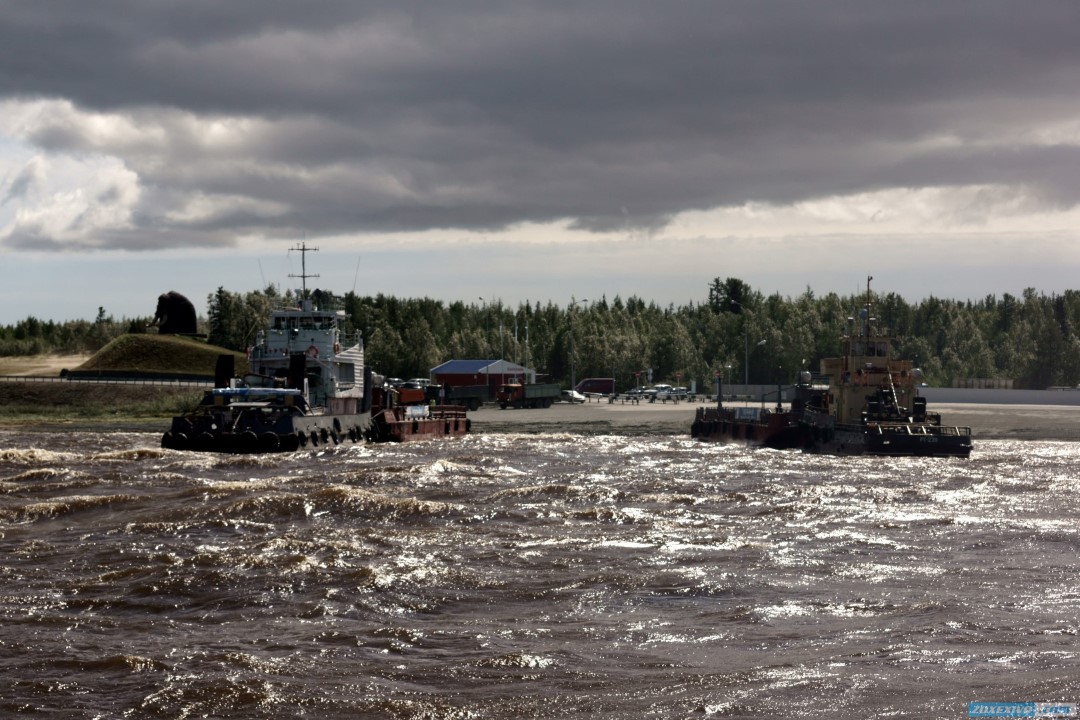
[835,561,946,583]
[7,429,1080,718]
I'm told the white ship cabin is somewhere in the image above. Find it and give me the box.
[254,300,352,361]
[249,300,365,409]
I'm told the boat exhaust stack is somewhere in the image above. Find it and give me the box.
[214,355,235,389]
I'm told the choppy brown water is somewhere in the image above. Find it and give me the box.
[1,428,1078,718]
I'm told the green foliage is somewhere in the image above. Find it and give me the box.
[4,279,1080,390]
[207,285,287,350]
[0,311,154,356]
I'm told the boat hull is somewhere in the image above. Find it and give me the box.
[162,411,372,454]
[803,422,973,457]
[691,407,806,450]
[692,406,974,458]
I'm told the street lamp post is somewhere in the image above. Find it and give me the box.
[748,338,766,385]
[479,297,488,396]
[727,298,753,386]
[744,329,749,385]
[569,297,588,390]
[479,296,489,359]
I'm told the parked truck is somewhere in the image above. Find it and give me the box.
[441,384,488,411]
[496,382,562,409]
[574,377,616,396]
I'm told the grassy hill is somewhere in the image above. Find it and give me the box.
[74,334,248,377]
[0,335,249,423]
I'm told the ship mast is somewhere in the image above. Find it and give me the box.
[289,242,320,299]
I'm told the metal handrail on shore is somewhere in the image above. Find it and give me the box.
[0,375,212,388]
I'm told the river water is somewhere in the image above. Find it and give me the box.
[1,428,1077,718]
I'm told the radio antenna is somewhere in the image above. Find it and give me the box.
[288,241,319,298]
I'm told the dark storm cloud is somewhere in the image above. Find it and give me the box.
[3,1,1080,249]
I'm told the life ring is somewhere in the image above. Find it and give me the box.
[307,345,319,358]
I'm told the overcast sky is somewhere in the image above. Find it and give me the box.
[2,1,1079,324]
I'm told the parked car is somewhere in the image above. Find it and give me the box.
[561,389,586,404]
[649,384,694,402]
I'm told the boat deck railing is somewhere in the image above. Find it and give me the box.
[869,423,973,436]
[388,404,469,421]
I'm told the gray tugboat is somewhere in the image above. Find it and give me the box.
[161,243,474,453]
[160,302,374,453]
[693,277,973,457]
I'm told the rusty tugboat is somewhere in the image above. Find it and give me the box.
[160,244,470,453]
[692,278,973,457]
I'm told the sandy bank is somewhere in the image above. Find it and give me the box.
[0,354,91,377]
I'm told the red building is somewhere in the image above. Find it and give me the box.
[430,359,534,397]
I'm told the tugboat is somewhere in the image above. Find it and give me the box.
[161,243,470,452]
[160,298,374,453]
[693,277,974,457]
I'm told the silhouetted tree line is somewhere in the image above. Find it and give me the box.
[0,307,152,356]
[3,279,1079,390]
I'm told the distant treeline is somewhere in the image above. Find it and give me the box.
[0,307,151,357]
[3,279,1079,390]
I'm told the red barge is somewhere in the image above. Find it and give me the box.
[367,385,471,443]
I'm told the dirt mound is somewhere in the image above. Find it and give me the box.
[74,334,247,378]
